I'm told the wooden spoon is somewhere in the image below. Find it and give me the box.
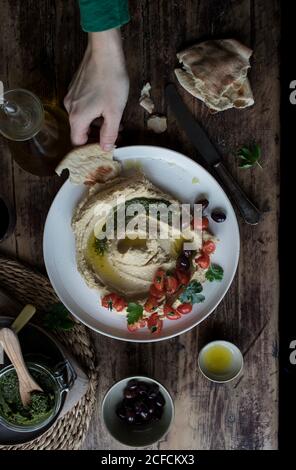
[0,327,43,406]
[11,304,37,334]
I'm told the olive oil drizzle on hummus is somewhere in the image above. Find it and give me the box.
[86,196,183,298]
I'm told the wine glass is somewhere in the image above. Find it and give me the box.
[0,89,44,141]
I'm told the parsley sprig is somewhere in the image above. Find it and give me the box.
[42,303,75,331]
[179,280,205,304]
[126,302,143,325]
[206,264,224,282]
[236,143,262,169]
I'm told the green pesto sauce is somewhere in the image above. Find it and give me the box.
[0,369,55,427]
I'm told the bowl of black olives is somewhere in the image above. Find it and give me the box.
[102,376,174,447]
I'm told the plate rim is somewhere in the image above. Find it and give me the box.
[43,145,240,343]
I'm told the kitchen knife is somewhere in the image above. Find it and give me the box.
[165,83,261,225]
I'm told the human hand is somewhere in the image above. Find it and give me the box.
[64,29,129,150]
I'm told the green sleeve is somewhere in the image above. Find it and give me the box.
[78,0,130,32]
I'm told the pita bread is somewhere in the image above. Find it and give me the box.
[55,144,121,185]
[139,82,155,113]
[174,39,254,112]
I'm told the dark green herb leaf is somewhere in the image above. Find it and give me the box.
[126,302,143,325]
[42,303,75,331]
[205,264,224,282]
[179,280,205,304]
[94,237,108,256]
[236,143,262,169]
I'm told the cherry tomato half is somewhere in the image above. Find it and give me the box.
[163,304,182,320]
[153,268,166,291]
[149,284,165,299]
[177,303,193,314]
[202,240,216,254]
[195,253,210,269]
[176,269,191,286]
[127,322,140,332]
[114,297,127,312]
[165,274,179,295]
[101,293,120,311]
[147,313,163,333]
[127,318,147,332]
[144,296,159,312]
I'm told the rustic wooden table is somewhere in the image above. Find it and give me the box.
[0,0,280,450]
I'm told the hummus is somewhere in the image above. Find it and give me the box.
[72,172,198,301]
[70,155,222,336]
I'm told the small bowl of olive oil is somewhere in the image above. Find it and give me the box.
[198,340,243,383]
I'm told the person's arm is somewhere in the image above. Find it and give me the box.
[64,2,130,150]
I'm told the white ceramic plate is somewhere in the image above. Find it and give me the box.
[43,146,240,342]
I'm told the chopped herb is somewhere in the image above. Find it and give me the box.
[0,369,55,427]
[107,300,113,311]
[236,143,262,169]
[179,280,205,304]
[42,303,75,331]
[150,325,158,333]
[94,236,108,256]
[206,264,224,282]
[126,302,144,325]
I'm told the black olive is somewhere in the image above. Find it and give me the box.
[196,198,209,212]
[148,383,159,400]
[140,408,149,421]
[126,409,136,424]
[147,403,156,415]
[148,390,158,401]
[155,392,165,407]
[123,398,134,409]
[134,400,144,412]
[138,382,149,396]
[211,210,227,223]
[177,254,190,271]
[124,387,136,399]
[183,249,192,258]
[116,380,165,425]
[127,379,138,390]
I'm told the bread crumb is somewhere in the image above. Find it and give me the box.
[139,82,155,113]
[147,115,167,134]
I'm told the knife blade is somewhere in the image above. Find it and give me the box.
[165,83,261,225]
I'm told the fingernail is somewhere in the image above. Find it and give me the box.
[102,144,114,151]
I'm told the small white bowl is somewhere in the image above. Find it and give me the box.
[102,376,174,447]
[198,340,243,383]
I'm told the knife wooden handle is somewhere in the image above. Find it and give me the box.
[214,162,261,225]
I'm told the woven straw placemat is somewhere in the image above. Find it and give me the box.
[0,255,98,450]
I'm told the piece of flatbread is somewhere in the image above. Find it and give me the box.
[147,115,167,133]
[175,39,254,112]
[55,143,121,185]
[139,82,155,113]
